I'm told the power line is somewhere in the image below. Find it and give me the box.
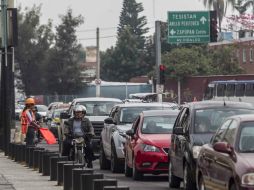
[78,35,116,41]
[77,27,117,33]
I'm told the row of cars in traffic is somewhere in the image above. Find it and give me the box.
[17,97,254,190]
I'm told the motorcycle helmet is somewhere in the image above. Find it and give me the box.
[73,105,86,119]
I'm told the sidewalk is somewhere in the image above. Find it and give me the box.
[0,151,63,190]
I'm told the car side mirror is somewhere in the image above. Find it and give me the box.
[213,142,232,155]
[104,117,114,124]
[60,112,70,119]
[173,127,184,135]
[126,129,135,137]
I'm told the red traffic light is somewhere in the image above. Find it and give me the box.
[159,64,166,71]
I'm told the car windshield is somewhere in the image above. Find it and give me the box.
[142,115,177,134]
[119,106,169,124]
[194,108,254,133]
[37,105,48,112]
[78,101,120,116]
[239,122,254,152]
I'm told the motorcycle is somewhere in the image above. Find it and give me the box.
[70,136,86,166]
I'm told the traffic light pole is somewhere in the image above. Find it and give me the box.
[155,21,163,102]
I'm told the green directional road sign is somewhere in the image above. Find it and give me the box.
[167,11,210,44]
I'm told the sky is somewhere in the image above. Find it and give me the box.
[16,0,221,51]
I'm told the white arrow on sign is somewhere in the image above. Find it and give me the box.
[170,29,176,36]
[200,16,207,24]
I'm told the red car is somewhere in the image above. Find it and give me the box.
[124,109,179,180]
[196,114,254,190]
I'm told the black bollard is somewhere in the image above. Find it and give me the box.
[80,173,104,190]
[14,144,19,162]
[33,149,44,170]
[39,150,55,173]
[20,144,26,164]
[16,144,24,162]
[57,161,73,186]
[63,163,83,190]
[93,179,118,190]
[10,143,15,160]
[25,146,36,166]
[29,147,44,168]
[42,152,59,176]
[50,156,68,181]
[103,187,129,190]
[72,168,94,190]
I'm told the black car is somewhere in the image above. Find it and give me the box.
[169,101,254,190]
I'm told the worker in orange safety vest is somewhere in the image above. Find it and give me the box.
[20,97,36,146]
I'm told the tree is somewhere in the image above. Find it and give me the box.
[235,0,254,14]
[45,9,84,95]
[15,5,54,95]
[162,46,213,80]
[209,46,244,74]
[201,0,235,31]
[101,0,149,82]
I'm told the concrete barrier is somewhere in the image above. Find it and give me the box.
[80,173,104,190]
[63,163,83,190]
[72,168,93,190]
[93,179,117,190]
[50,156,68,181]
[57,161,73,186]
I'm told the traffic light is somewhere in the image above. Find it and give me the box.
[159,64,166,84]
[210,11,218,42]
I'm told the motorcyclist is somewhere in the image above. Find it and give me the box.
[62,105,95,168]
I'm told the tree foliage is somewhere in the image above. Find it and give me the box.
[15,5,54,96]
[101,0,150,81]
[162,45,244,80]
[45,9,84,94]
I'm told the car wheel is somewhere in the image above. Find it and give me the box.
[168,162,181,188]
[110,142,122,173]
[132,158,143,180]
[124,152,132,177]
[183,163,196,190]
[99,143,110,170]
[198,174,206,190]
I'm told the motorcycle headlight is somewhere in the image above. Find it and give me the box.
[143,144,160,152]
[242,173,254,186]
[192,146,202,159]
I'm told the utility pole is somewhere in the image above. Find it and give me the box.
[95,27,101,97]
[155,21,163,102]
[0,0,15,153]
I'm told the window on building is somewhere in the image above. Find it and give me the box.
[243,49,246,63]
[250,48,253,63]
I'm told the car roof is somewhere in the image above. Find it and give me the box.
[114,102,177,108]
[182,101,254,110]
[142,109,179,117]
[227,114,254,122]
[73,97,122,103]
[53,107,68,112]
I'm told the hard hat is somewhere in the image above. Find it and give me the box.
[25,97,35,105]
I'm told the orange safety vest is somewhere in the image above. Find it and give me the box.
[21,109,35,134]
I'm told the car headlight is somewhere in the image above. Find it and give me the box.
[143,144,160,152]
[192,146,202,159]
[242,173,254,186]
